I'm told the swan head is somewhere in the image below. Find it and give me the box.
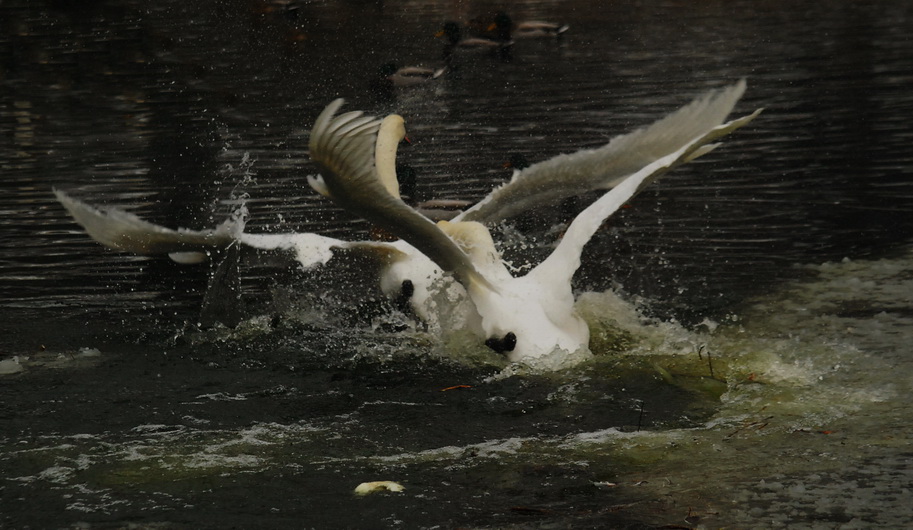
[432,219,589,364]
[379,114,406,145]
[485,332,517,354]
[468,271,590,366]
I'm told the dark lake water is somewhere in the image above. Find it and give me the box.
[2,0,912,528]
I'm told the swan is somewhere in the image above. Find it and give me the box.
[306,86,761,366]
[56,82,760,367]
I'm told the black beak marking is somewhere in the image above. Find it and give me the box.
[485,332,517,354]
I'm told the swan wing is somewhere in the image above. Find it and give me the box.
[55,188,405,269]
[456,80,750,224]
[308,99,493,291]
[54,188,238,255]
[531,106,763,287]
[239,232,407,269]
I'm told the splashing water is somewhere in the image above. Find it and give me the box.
[5,248,911,526]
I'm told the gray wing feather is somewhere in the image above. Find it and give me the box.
[55,188,407,269]
[54,188,236,255]
[308,99,493,291]
[457,80,749,224]
[532,106,763,289]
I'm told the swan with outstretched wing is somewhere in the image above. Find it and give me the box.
[305,87,761,366]
[56,82,761,367]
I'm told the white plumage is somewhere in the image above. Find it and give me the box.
[56,82,761,368]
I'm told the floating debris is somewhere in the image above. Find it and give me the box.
[354,481,405,495]
[0,356,25,375]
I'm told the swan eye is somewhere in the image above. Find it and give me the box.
[485,332,517,354]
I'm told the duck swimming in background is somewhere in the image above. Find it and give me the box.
[436,21,513,64]
[56,81,761,368]
[378,63,448,87]
[396,164,471,222]
[487,11,569,41]
[369,62,447,98]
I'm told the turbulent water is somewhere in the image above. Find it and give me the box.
[2,0,912,528]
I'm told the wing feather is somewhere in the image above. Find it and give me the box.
[308,99,494,292]
[457,80,750,224]
[531,107,763,288]
[55,188,409,270]
[54,189,237,255]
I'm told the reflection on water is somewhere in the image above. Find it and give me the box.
[1,0,912,527]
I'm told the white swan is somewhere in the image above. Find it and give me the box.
[56,82,760,367]
[306,87,760,365]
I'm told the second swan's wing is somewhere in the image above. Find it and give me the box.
[308,99,494,292]
[531,106,763,289]
[457,80,750,224]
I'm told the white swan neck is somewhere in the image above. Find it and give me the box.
[375,115,406,199]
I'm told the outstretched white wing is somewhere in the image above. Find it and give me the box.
[308,99,495,292]
[54,188,238,257]
[530,106,763,289]
[54,189,404,268]
[456,80,750,224]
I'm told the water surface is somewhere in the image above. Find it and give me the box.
[2,0,912,527]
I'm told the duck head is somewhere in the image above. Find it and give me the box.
[436,22,462,45]
[490,11,513,41]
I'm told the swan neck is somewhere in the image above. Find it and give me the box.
[376,115,406,199]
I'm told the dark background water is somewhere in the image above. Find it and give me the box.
[2,0,912,527]
[3,0,911,340]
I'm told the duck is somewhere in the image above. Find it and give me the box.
[369,62,448,101]
[436,21,513,64]
[396,164,471,222]
[306,85,761,365]
[487,11,569,41]
[377,63,448,88]
[56,82,761,367]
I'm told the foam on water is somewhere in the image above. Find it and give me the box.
[5,189,912,526]
[541,246,913,526]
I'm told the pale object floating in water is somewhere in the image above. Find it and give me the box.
[354,481,405,495]
[0,356,25,375]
